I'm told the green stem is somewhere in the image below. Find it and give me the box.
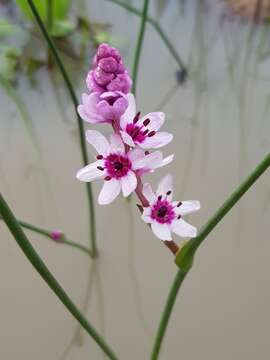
[151,152,270,360]
[132,0,149,95]
[46,0,53,31]
[105,0,186,73]
[0,192,118,360]
[0,215,93,257]
[26,0,97,257]
[151,269,186,360]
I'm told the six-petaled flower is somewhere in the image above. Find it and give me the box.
[78,91,128,124]
[119,94,173,149]
[141,175,200,241]
[76,130,172,205]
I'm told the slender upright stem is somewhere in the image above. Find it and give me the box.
[105,0,187,73]
[0,192,118,360]
[132,0,149,95]
[151,153,270,359]
[25,0,97,256]
[151,269,186,360]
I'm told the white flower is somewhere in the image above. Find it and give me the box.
[119,94,173,149]
[76,130,173,205]
[141,174,200,241]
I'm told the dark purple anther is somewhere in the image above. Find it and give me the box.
[143,118,150,126]
[148,131,156,137]
[133,112,141,123]
[143,129,149,136]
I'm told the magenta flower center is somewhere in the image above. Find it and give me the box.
[151,199,176,224]
[104,153,131,179]
[126,113,156,144]
[126,123,146,143]
[105,94,120,106]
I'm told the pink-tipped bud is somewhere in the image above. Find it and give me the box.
[87,43,132,94]
[50,230,63,242]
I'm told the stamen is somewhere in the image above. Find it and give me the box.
[97,166,104,171]
[133,112,141,123]
[177,201,182,207]
[105,176,111,181]
[131,127,140,138]
[158,195,162,201]
[148,131,156,137]
[166,190,172,196]
[143,118,150,126]
[177,215,181,220]
[96,155,103,160]
[143,129,149,136]
[145,151,150,155]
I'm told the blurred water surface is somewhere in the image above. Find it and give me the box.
[0,1,270,359]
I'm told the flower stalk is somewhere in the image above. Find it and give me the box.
[0,215,93,257]
[25,0,97,256]
[132,0,149,95]
[0,192,118,360]
[151,152,270,360]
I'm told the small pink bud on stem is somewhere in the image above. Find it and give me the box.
[50,230,64,242]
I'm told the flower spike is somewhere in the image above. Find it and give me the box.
[76,43,200,256]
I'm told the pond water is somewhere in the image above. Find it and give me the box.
[0,1,270,359]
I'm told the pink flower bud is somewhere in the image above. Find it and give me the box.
[87,43,132,94]
[50,230,63,242]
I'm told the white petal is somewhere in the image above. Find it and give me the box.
[110,133,125,153]
[86,130,110,156]
[76,161,104,182]
[121,171,137,197]
[140,132,173,149]
[120,93,136,128]
[128,148,145,169]
[156,174,173,197]
[142,183,157,204]
[140,112,165,131]
[98,179,121,205]
[171,218,197,238]
[160,154,174,168]
[151,222,172,241]
[175,201,201,216]
[120,131,135,147]
[141,207,152,223]
[142,151,163,171]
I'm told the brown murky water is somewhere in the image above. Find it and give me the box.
[0,1,270,359]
